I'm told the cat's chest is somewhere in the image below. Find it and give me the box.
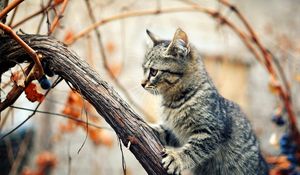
[162,107,186,124]
[162,106,194,143]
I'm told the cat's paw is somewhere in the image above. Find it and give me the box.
[161,148,183,175]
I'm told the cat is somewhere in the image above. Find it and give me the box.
[141,28,269,175]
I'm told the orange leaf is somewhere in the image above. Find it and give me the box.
[62,106,72,116]
[99,131,113,147]
[60,91,111,147]
[25,83,44,102]
[59,121,76,132]
[108,61,122,78]
[88,129,113,147]
[10,71,25,87]
[36,151,57,169]
[21,152,57,175]
[106,41,117,54]
[54,0,64,5]
[88,129,102,145]
[21,168,38,175]
[69,91,83,105]
[268,77,281,95]
[10,72,20,82]
[64,30,74,44]
[269,168,283,175]
[62,91,83,118]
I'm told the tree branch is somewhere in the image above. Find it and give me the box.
[0,34,166,175]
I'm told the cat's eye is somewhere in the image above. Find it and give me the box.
[149,68,158,76]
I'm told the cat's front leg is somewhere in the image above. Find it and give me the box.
[150,124,180,147]
[162,132,220,174]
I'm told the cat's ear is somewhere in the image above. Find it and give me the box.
[146,29,160,46]
[166,28,190,57]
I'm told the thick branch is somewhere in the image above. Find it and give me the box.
[0,34,166,175]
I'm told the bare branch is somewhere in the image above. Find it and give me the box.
[48,0,69,35]
[0,34,167,175]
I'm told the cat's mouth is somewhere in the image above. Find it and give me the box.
[144,86,160,95]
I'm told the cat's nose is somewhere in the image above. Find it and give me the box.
[141,82,146,88]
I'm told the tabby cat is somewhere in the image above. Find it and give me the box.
[141,28,269,175]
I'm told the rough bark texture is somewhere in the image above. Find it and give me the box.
[0,34,167,175]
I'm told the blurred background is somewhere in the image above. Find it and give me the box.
[1,0,300,174]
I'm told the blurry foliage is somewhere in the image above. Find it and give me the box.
[60,91,113,147]
[63,30,74,44]
[21,151,57,175]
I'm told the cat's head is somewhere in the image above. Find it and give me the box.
[141,28,193,96]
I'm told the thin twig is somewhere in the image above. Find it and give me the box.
[269,51,291,94]
[218,0,291,92]
[1,100,40,140]
[11,1,58,29]
[118,138,127,175]
[66,6,213,44]
[0,0,23,20]
[48,0,69,35]
[66,5,262,65]
[76,86,89,154]
[36,0,52,34]
[7,5,18,26]
[9,105,112,131]
[0,107,12,131]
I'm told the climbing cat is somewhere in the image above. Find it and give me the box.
[141,28,269,175]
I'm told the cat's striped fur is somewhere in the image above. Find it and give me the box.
[141,28,269,175]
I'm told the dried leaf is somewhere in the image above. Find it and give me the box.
[11,71,25,87]
[21,152,57,175]
[25,83,44,102]
[62,91,83,118]
[36,151,57,169]
[54,0,64,5]
[59,121,76,132]
[64,30,74,44]
[21,168,38,175]
[89,129,113,147]
[268,77,281,94]
[88,129,102,145]
[108,61,122,78]
[60,91,114,147]
[269,168,283,175]
[106,41,117,54]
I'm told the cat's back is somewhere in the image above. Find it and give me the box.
[206,97,269,175]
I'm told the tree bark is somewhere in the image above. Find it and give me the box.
[0,34,167,175]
